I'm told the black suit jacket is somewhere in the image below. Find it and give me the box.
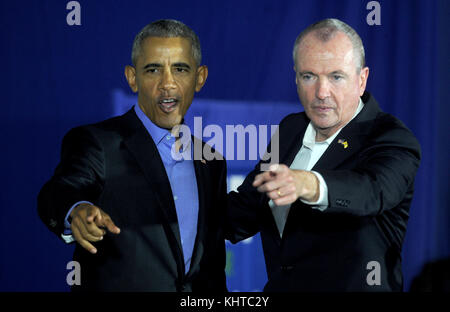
[38,108,227,292]
[227,92,421,291]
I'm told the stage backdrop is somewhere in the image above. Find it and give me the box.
[0,0,448,291]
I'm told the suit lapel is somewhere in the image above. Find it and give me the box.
[264,115,309,245]
[186,150,209,278]
[280,117,309,166]
[312,126,365,171]
[120,109,185,279]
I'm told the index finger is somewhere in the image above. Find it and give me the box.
[97,213,121,235]
[269,163,289,174]
[253,164,284,187]
[253,171,275,187]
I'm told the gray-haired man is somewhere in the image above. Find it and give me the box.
[227,18,421,291]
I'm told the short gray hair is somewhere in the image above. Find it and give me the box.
[292,18,365,72]
[131,19,202,67]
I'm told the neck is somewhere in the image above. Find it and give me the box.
[315,127,339,142]
[137,103,182,132]
[170,124,181,138]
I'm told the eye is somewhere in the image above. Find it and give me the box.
[332,74,343,81]
[145,68,159,73]
[301,74,313,81]
[175,67,189,73]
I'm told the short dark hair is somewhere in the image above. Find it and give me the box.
[131,19,202,67]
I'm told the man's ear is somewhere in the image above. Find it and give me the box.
[125,65,138,93]
[294,66,298,85]
[195,65,208,92]
[359,67,369,96]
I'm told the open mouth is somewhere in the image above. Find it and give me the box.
[158,98,179,113]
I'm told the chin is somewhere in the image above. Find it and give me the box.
[313,114,337,125]
[164,119,182,129]
[311,118,330,128]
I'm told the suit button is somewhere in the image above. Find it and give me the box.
[335,199,349,207]
[49,219,57,228]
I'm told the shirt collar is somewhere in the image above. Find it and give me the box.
[303,98,364,148]
[134,104,175,146]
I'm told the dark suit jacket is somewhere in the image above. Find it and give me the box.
[227,92,421,291]
[38,108,227,292]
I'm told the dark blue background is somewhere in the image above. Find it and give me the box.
[0,0,448,291]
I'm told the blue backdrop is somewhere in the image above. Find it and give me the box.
[0,0,448,291]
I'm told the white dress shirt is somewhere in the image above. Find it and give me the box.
[269,99,364,237]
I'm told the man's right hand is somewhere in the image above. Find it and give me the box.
[70,203,121,254]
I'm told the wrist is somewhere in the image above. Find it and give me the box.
[296,170,320,202]
[69,202,91,224]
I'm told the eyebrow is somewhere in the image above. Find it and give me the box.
[298,70,348,76]
[143,63,162,70]
[330,70,347,76]
[172,62,191,70]
[142,62,192,70]
[298,71,316,76]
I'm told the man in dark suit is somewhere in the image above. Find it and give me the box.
[38,19,227,292]
[226,18,421,291]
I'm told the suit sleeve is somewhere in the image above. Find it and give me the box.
[37,126,105,237]
[224,114,297,243]
[317,117,421,217]
[225,171,265,243]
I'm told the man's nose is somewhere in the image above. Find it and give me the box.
[159,69,176,91]
[316,78,331,100]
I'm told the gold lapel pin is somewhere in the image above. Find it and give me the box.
[338,139,349,149]
[201,159,207,164]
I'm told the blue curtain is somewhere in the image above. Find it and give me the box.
[0,0,448,291]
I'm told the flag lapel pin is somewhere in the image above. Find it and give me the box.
[338,139,349,149]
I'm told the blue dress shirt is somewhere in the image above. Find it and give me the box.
[64,104,199,274]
